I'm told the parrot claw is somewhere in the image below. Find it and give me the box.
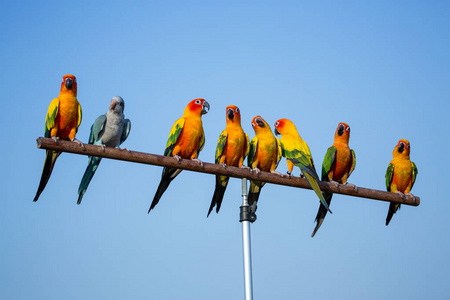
[300,173,305,178]
[405,192,416,201]
[123,148,130,152]
[101,144,106,152]
[221,163,228,169]
[286,171,292,178]
[330,180,340,188]
[271,171,284,177]
[72,138,85,150]
[174,155,182,164]
[252,167,261,175]
[396,191,406,200]
[344,182,358,192]
[240,166,253,173]
[51,136,60,145]
[192,158,204,168]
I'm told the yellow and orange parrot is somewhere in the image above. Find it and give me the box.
[385,139,418,225]
[274,118,332,214]
[311,122,356,237]
[207,105,249,217]
[247,116,282,212]
[148,98,210,212]
[33,74,83,202]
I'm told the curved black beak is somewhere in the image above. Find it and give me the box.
[274,128,280,136]
[65,78,73,90]
[202,101,210,115]
[398,142,405,153]
[227,108,234,120]
[337,124,345,136]
[255,117,265,128]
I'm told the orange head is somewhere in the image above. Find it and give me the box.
[251,115,270,134]
[183,98,210,116]
[334,122,350,143]
[273,118,296,136]
[393,139,411,158]
[226,105,242,124]
[60,74,77,95]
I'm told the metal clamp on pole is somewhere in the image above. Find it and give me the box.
[240,205,257,223]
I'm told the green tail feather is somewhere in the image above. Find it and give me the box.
[77,156,102,204]
[311,191,333,237]
[148,167,180,213]
[303,172,332,214]
[33,150,61,202]
[207,176,229,217]
[386,203,400,226]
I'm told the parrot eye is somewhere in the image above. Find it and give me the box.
[275,121,279,127]
[251,123,255,127]
[235,108,239,113]
[195,99,201,105]
[406,145,410,149]
[346,126,350,132]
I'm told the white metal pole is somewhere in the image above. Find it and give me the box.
[240,178,254,300]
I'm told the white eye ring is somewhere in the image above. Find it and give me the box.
[252,123,255,127]
[235,108,239,113]
[406,145,410,149]
[275,121,279,127]
[195,99,201,105]
[346,126,350,132]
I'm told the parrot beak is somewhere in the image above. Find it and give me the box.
[110,100,117,110]
[255,117,265,128]
[65,78,73,90]
[337,124,345,136]
[398,142,405,153]
[202,101,210,115]
[227,108,234,120]
[274,128,280,136]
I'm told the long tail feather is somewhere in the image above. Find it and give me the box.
[207,176,229,217]
[386,203,400,226]
[77,156,102,204]
[247,180,264,212]
[303,171,332,214]
[33,150,61,202]
[311,191,333,237]
[148,167,180,213]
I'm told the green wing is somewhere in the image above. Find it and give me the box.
[275,137,282,168]
[348,149,356,177]
[120,119,132,145]
[244,133,250,159]
[247,137,258,168]
[411,161,418,189]
[44,98,59,138]
[321,146,337,181]
[284,148,317,177]
[198,128,205,155]
[385,163,394,192]
[76,102,82,132]
[89,114,106,145]
[164,118,185,157]
[215,130,228,164]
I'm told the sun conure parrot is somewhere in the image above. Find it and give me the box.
[148,98,210,213]
[385,139,418,225]
[274,118,332,214]
[311,122,356,237]
[247,115,282,212]
[33,74,83,202]
[207,105,250,217]
[77,96,131,204]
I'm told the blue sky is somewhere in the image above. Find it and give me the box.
[1,1,449,299]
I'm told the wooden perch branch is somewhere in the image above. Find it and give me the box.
[36,137,420,207]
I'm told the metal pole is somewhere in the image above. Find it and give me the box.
[240,178,255,300]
